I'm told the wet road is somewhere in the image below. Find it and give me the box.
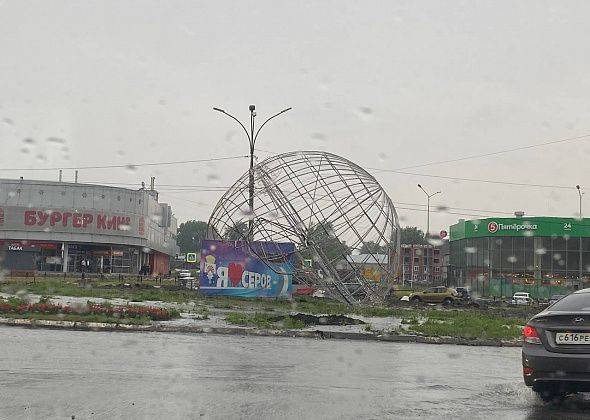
[0,327,589,419]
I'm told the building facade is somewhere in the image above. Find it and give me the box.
[449,216,590,292]
[401,244,443,285]
[0,179,179,275]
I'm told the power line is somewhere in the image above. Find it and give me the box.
[257,133,589,191]
[394,133,590,171]
[369,169,576,190]
[0,155,249,172]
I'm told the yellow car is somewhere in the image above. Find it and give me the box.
[409,286,460,305]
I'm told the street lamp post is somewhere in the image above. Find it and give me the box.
[576,185,584,219]
[577,185,584,283]
[417,184,440,284]
[213,105,292,239]
[417,184,441,237]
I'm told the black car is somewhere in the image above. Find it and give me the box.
[522,288,590,402]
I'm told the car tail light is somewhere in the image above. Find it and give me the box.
[523,325,541,344]
[523,367,534,376]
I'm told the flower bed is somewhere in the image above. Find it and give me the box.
[0,300,173,321]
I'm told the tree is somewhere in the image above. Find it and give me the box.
[176,220,208,253]
[400,226,427,245]
[299,221,351,264]
[359,241,388,254]
[223,221,249,240]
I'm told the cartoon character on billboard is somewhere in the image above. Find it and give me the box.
[204,255,216,283]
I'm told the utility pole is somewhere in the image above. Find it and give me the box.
[577,185,584,283]
[417,184,441,237]
[418,184,441,283]
[213,105,291,239]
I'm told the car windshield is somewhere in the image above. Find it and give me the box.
[2,1,590,418]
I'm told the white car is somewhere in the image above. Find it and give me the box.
[511,292,532,305]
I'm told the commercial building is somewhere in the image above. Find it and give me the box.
[0,178,179,276]
[449,216,590,296]
[401,244,443,284]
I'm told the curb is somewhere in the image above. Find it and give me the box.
[0,317,522,347]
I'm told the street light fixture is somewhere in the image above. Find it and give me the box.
[213,105,292,239]
[577,185,585,283]
[576,185,584,219]
[417,184,441,237]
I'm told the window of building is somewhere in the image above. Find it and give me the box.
[434,258,439,263]
[434,266,440,272]
[424,267,429,273]
[413,257,419,263]
[413,265,419,272]
[434,249,440,255]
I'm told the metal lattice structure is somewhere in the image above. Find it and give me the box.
[207,151,401,305]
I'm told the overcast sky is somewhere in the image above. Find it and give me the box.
[1,1,590,233]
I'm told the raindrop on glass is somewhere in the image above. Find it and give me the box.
[47,137,66,144]
[207,173,220,183]
[535,248,547,255]
[359,107,373,119]
[464,247,477,254]
[2,117,14,126]
[126,165,137,172]
[507,256,517,263]
[23,137,35,144]
[427,237,444,246]
[239,208,255,219]
[311,132,327,142]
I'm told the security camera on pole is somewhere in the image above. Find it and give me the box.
[213,104,292,240]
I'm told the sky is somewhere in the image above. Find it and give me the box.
[1,0,590,234]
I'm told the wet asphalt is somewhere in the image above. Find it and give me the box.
[0,327,589,419]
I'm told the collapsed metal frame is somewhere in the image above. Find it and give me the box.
[207,151,401,305]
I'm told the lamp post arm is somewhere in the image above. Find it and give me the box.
[254,107,292,144]
[213,107,252,144]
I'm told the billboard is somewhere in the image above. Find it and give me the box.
[199,240,295,298]
[0,206,145,238]
[450,217,590,241]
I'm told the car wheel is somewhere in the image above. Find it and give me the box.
[411,296,421,304]
[442,297,453,306]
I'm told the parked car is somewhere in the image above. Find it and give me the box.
[522,287,590,402]
[511,292,532,305]
[549,294,566,305]
[455,287,470,300]
[409,286,460,305]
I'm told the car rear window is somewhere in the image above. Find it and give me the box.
[549,293,590,311]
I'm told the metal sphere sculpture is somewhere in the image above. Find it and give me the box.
[207,151,400,305]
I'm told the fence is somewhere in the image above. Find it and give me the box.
[464,277,584,300]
